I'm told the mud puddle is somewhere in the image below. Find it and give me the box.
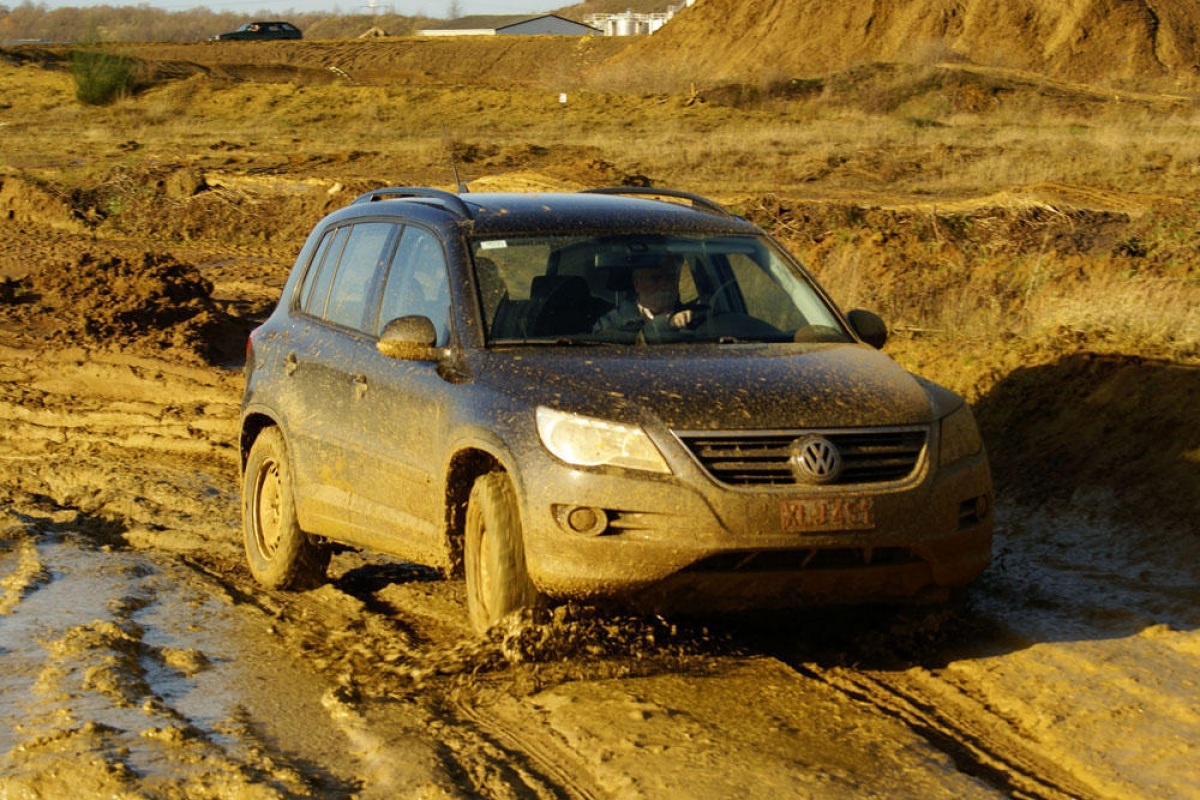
[0,513,374,798]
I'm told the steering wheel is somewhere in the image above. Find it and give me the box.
[704,279,742,316]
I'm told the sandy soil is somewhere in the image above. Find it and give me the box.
[0,274,1195,798]
[2,16,1200,799]
[612,0,1200,86]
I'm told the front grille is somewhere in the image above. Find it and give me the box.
[675,427,927,487]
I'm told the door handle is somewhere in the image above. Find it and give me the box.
[284,352,298,375]
[353,373,368,399]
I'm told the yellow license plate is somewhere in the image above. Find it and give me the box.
[781,497,875,533]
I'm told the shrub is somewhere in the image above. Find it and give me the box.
[70,47,135,106]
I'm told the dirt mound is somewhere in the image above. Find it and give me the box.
[608,0,1200,86]
[0,176,88,234]
[974,350,1200,533]
[1,251,248,364]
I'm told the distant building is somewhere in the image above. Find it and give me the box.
[584,1,696,36]
[416,14,600,37]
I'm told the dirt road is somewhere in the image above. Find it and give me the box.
[0,204,1196,800]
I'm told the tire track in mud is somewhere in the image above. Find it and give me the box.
[0,329,465,796]
[445,691,609,800]
[211,566,612,799]
[0,336,350,793]
[792,661,1103,800]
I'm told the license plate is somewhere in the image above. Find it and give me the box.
[781,497,875,533]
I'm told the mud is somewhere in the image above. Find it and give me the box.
[1,35,1199,800]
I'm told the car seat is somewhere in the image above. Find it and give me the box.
[528,275,604,336]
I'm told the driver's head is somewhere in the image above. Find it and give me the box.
[631,253,682,314]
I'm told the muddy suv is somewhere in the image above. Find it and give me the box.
[239,187,993,633]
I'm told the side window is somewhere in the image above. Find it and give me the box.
[324,222,396,331]
[298,226,349,317]
[377,226,451,345]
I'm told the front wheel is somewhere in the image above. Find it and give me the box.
[464,471,542,634]
[242,427,330,590]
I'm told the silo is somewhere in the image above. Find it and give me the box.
[613,11,636,36]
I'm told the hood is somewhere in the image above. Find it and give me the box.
[480,343,936,430]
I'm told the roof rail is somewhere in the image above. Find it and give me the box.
[580,186,734,218]
[351,187,473,220]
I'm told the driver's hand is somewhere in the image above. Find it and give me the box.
[669,309,695,329]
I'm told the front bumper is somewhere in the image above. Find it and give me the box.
[518,447,993,609]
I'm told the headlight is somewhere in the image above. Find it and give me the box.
[536,407,670,474]
[939,403,984,466]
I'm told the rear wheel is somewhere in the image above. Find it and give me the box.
[464,471,542,634]
[242,427,330,590]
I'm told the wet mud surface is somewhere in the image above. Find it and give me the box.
[0,227,1195,800]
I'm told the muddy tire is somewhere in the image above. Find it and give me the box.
[242,427,330,590]
[464,471,542,634]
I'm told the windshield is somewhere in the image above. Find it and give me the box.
[472,233,852,346]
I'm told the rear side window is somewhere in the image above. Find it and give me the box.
[297,222,397,332]
[298,226,348,316]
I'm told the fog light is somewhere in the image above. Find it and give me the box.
[958,494,992,527]
[555,504,609,537]
[975,493,991,520]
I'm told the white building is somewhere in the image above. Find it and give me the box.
[583,1,696,36]
[417,14,600,37]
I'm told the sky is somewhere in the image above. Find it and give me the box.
[27,0,568,17]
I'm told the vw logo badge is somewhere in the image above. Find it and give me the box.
[789,435,843,484]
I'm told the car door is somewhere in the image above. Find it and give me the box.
[338,223,453,566]
[284,220,397,540]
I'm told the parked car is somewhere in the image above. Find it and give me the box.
[239,187,994,633]
[211,21,301,41]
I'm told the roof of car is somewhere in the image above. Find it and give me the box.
[344,187,761,236]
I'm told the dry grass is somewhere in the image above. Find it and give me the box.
[3,57,1199,374]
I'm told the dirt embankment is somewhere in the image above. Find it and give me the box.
[3,35,631,89]
[13,0,1200,93]
[610,0,1200,86]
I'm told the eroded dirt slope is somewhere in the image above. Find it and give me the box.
[612,0,1200,85]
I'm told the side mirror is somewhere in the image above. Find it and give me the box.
[847,309,888,349]
[377,315,439,361]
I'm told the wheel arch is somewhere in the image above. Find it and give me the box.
[443,447,505,578]
[240,411,280,472]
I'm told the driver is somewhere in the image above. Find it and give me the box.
[594,253,701,333]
